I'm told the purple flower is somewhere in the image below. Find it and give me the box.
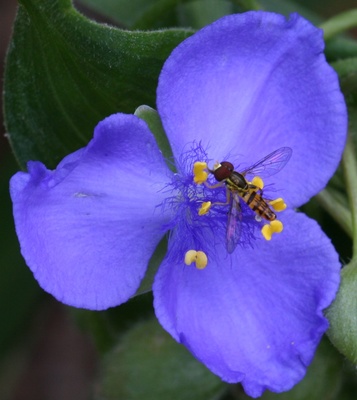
[10,12,346,397]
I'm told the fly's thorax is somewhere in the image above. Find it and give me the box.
[226,171,248,191]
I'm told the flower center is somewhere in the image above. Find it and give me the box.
[163,144,291,270]
[193,160,287,243]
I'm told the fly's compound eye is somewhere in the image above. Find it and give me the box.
[220,161,234,172]
[213,161,234,181]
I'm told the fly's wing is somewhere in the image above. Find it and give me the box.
[241,147,292,180]
[226,192,242,254]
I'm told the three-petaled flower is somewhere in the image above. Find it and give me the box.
[10,11,347,397]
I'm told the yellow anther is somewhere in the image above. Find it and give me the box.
[251,176,264,190]
[261,225,273,241]
[194,172,208,184]
[198,201,212,216]
[261,220,284,241]
[193,162,208,184]
[184,250,208,269]
[184,250,197,265]
[196,251,208,269]
[269,198,287,212]
[193,161,207,173]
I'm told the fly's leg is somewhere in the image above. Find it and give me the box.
[198,185,232,216]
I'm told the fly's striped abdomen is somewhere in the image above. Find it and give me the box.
[242,190,276,221]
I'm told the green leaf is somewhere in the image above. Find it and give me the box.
[327,260,357,364]
[320,8,357,41]
[71,292,155,352]
[257,1,357,62]
[314,189,353,239]
[4,0,193,169]
[177,0,233,29]
[332,59,357,163]
[96,318,226,400]
[333,58,357,117]
[78,0,262,30]
[132,0,232,30]
[76,0,163,27]
[80,0,233,31]
[134,105,174,169]
[325,37,357,62]
[77,0,181,28]
[134,236,168,296]
[258,0,321,23]
[314,58,357,232]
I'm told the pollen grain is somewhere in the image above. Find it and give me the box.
[269,198,287,212]
[198,201,212,216]
[193,162,208,184]
[261,220,283,241]
[184,250,208,269]
[251,176,264,190]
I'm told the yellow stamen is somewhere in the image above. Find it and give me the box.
[184,250,208,269]
[193,162,208,184]
[193,161,207,173]
[251,176,264,190]
[198,201,212,216]
[261,225,272,241]
[261,220,284,240]
[270,220,283,233]
[184,250,197,265]
[196,251,208,269]
[269,198,287,212]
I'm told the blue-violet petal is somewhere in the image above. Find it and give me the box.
[153,211,340,397]
[10,113,173,310]
[157,12,347,207]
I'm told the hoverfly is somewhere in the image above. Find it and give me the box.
[210,147,292,253]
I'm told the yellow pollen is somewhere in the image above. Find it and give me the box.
[271,220,283,232]
[198,201,212,216]
[251,176,264,190]
[269,198,287,212]
[261,220,284,241]
[193,162,208,184]
[184,250,208,269]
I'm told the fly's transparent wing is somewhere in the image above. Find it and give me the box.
[241,147,292,179]
[226,192,242,254]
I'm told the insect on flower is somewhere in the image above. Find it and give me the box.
[195,147,292,253]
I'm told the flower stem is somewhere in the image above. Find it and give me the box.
[320,9,357,41]
[315,189,353,238]
[342,134,357,262]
